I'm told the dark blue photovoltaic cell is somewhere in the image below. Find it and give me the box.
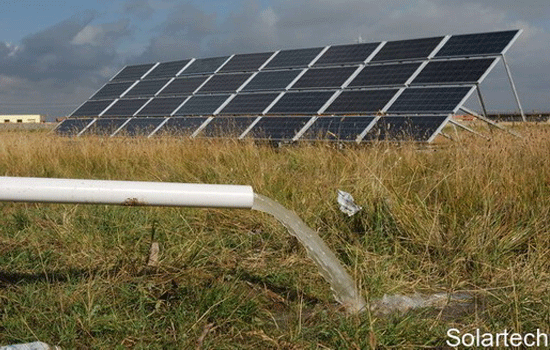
[179,56,229,75]
[371,36,444,62]
[263,47,324,70]
[101,99,150,117]
[91,81,135,100]
[218,93,280,115]
[71,100,114,117]
[199,117,257,137]
[123,79,171,97]
[348,63,421,87]
[300,116,376,141]
[363,115,448,141]
[116,117,165,136]
[135,97,187,116]
[387,87,472,113]
[411,58,496,85]
[246,116,311,140]
[157,76,208,96]
[174,95,230,115]
[290,66,358,90]
[218,52,273,72]
[80,118,128,136]
[196,73,252,93]
[435,30,519,57]
[241,70,301,91]
[155,117,208,136]
[111,64,155,82]
[267,91,335,115]
[324,89,398,114]
[55,118,94,136]
[143,60,191,79]
[314,42,380,66]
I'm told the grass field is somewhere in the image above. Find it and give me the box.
[1,124,550,349]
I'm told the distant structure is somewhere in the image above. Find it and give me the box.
[1,115,43,124]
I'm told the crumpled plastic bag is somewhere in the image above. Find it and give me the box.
[0,342,61,350]
[337,190,362,217]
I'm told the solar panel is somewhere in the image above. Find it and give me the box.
[199,116,257,137]
[173,95,230,116]
[411,58,496,85]
[314,42,380,66]
[241,70,302,92]
[218,52,273,72]
[290,66,358,90]
[101,99,150,117]
[135,97,187,116]
[116,117,165,136]
[123,79,171,98]
[111,64,155,82]
[157,76,208,96]
[263,47,324,70]
[371,36,444,62]
[218,93,280,115]
[65,29,520,143]
[80,118,128,136]
[387,87,473,113]
[324,89,399,114]
[300,116,376,141]
[55,118,93,136]
[196,73,253,93]
[179,56,229,76]
[71,100,114,117]
[155,117,207,136]
[347,63,421,87]
[363,115,448,141]
[246,116,311,140]
[91,81,135,100]
[143,60,191,79]
[435,30,519,57]
[267,91,335,115]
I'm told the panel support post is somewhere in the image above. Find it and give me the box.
[501,54,526,122]
[448,119,490,141]
[460,106,522,138]
[475,84,493,134]
[476,84,490,120]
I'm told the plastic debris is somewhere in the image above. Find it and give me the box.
[337,190,362,217]
[0,342,60,350]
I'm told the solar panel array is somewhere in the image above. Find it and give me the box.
[59,29,520,142]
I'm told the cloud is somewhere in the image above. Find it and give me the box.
[123,0,154,20]
[0,10,134,117]
[1,0,548,118]
[137,1,217,62]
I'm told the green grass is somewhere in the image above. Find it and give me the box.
[1,125,550,348]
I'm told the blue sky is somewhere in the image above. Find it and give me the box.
[0,0,549,119]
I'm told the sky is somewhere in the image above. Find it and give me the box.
[0,0,548,120]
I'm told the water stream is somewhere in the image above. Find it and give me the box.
[251,194,476,316]
[252,194,367,313]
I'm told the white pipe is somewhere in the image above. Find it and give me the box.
[0,177,254,209]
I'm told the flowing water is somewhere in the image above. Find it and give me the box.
[252,194,366,313]
[251,194,476,316]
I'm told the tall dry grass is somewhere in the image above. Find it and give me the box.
[0,124,549,348]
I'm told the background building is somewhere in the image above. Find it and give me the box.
[0,115,43,123]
